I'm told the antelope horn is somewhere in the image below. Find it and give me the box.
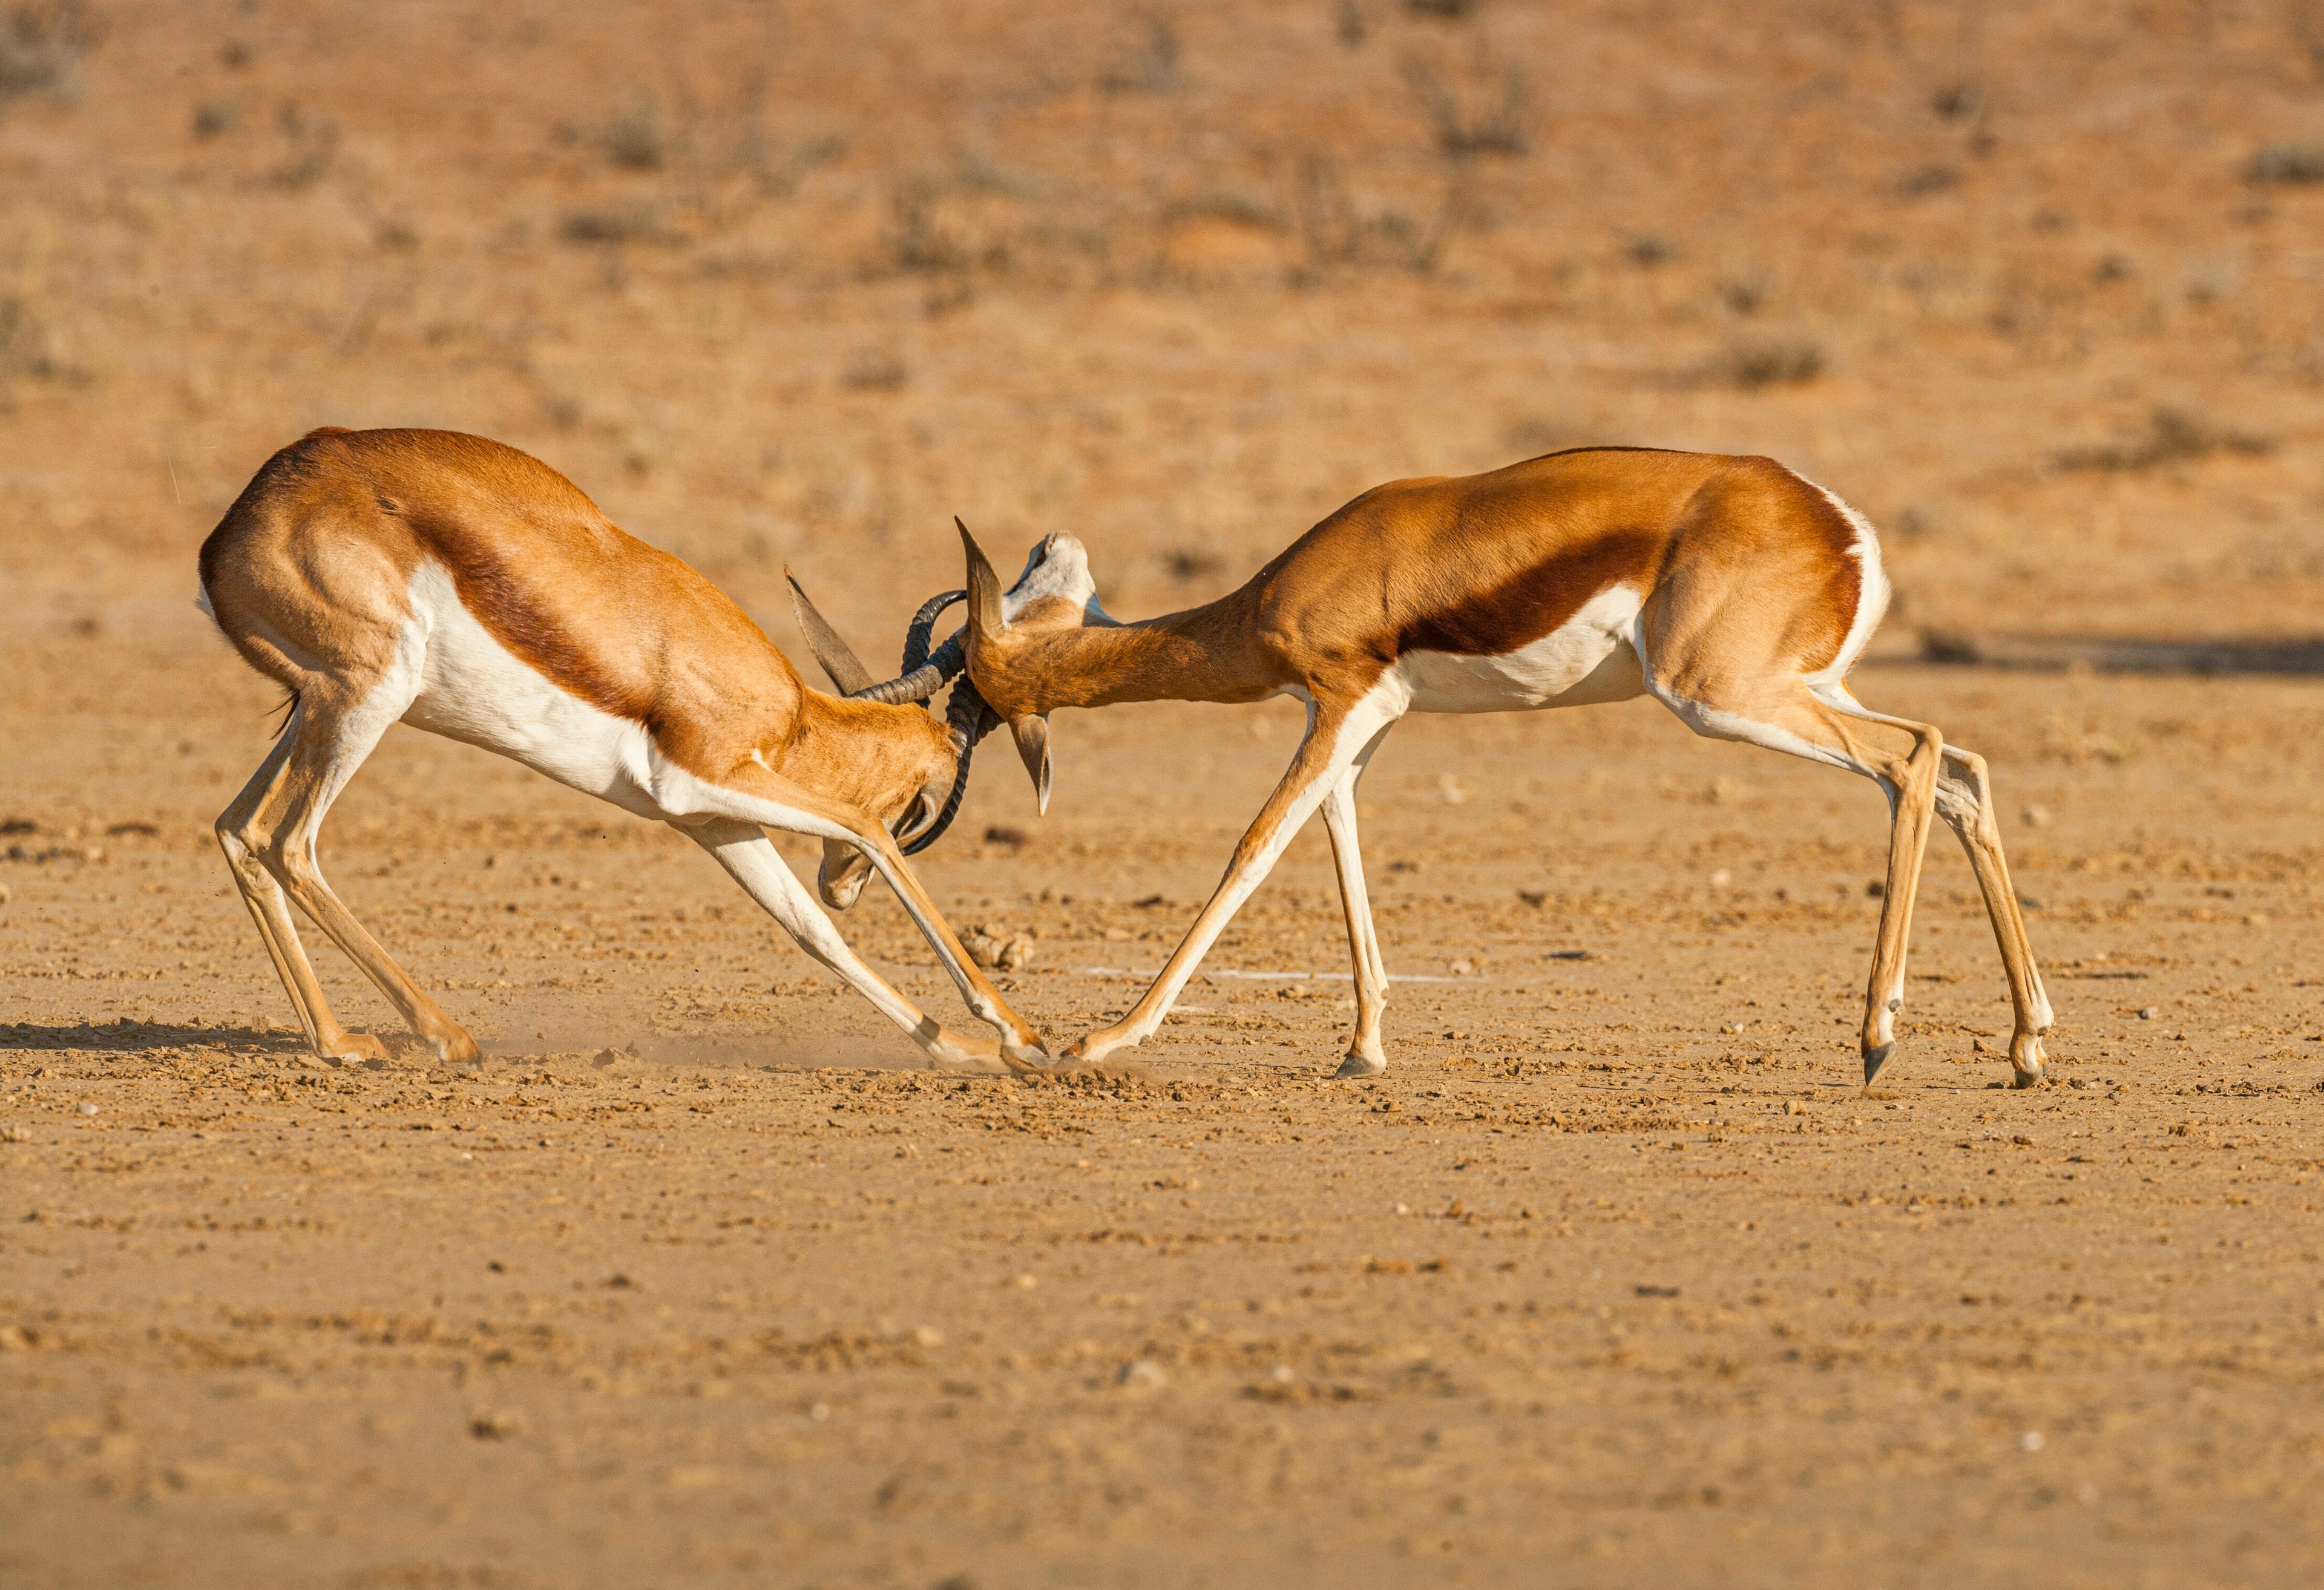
[786,576,968,705]
[785,568,875,696]
[901,589,967,672]
[901,675,1002,856]
[959,517,1005,644]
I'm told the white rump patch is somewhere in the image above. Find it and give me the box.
[1794,474,1892,688]
[1397,583,1647,713]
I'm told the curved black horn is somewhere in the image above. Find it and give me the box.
[901,590,966,672]
[840,592,971,706]
[900,675,1002,856]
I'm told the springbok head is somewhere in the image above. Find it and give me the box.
[784,562,1022,908]
[954,521,1115,818]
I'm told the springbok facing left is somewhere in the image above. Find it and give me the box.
[196,426,1046,1072]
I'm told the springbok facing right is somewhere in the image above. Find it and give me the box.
[199,425,1046,1073]
[836,448,2056,1086]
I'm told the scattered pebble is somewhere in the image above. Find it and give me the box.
[1009,1274,1037,1289]
[77,1102,98,1117]
[469,1410,524,1440]
[809,1401,830,1422]
[2019,1431,2045,1453]
[1267,1363,1295,1384]
[2138,1007,2159,1020]
[1118,1359,1167,1390]
[2023,804,2052,828]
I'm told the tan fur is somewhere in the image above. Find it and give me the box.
[963,447,2050,1087]
[200,428,1045,1071]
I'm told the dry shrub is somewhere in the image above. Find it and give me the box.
[1099,10,1180,96]
[2246,143,2324,185]
[1402,50,1532,157]
[558,204,668,246]
[839,348,909,392]
[0,0,102,102]
[2054,407,2276,471]
[1721,337,1825,388]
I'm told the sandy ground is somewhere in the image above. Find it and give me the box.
[8,4,2324,1583]
[5,622,2322,1588]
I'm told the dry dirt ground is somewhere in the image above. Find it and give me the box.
[8,2,2324,1585]
[5,628,2323,1588]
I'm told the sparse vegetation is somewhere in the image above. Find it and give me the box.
[1721,337,1825,388]
[1099,10,1180,95]
[1627,234,1677,269]
[558,204,668,246]
[189,97,237,139]
[2246,143,2324,185]
[2054,407,2276,471]
[0,0,102,102]
[839,348,909,392]
[1401,48,1533,158]
[603,99,665,171]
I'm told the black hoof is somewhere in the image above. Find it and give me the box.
[1862,1044,1894,1085]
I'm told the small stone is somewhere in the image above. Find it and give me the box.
[1117,1359,1167,1390]
[1709,868,1732,888]
[469,1410,524,1440]
[2018,1431,2045,1453]
[913,1326,944,1347]
[77,1102,98,1117]
[1009,1274,1037,1289]
[1784,1099,1806,1116]
[809,1401,830,1422]
[2022,804,2052,828]
[1268,1363,1296,1384]
[2138,1006,2159,1020]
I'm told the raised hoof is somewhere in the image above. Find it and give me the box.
[1860,1043,1894,1085]
[1334,1052,1387,1079]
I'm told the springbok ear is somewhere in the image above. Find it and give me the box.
[1010,714,1052,816]
[959,517,1006,642]
[784,568,876,695]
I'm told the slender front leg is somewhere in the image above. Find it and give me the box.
[1070,690,1402,1064]
[1319,736,1392,1076]
[676,765,1048,1067]
[685,820,1014,1072]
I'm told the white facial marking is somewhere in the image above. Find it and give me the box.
[1003,533,1115,626]
[1396,583,1647,713]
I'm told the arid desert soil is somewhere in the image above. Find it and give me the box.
[8,2,2324,1583]
[4,628,2322,1588]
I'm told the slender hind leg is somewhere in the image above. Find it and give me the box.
[215,706,387,1063]
[1320,727,1394,1077]
[1649,682,1945,1085]
[1932,745,2053,1082]
[1822,695,2052,1087]
[243,692,481,1064]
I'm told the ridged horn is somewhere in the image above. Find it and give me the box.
[901,675,1002,856]
[785,568,875,696]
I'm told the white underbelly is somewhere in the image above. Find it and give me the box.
[397,563,669,818]
[1396,583,1647,713]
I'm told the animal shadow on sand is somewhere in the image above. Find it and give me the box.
[1,1019,318,1056]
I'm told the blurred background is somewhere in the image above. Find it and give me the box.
[2,0,2321,659]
